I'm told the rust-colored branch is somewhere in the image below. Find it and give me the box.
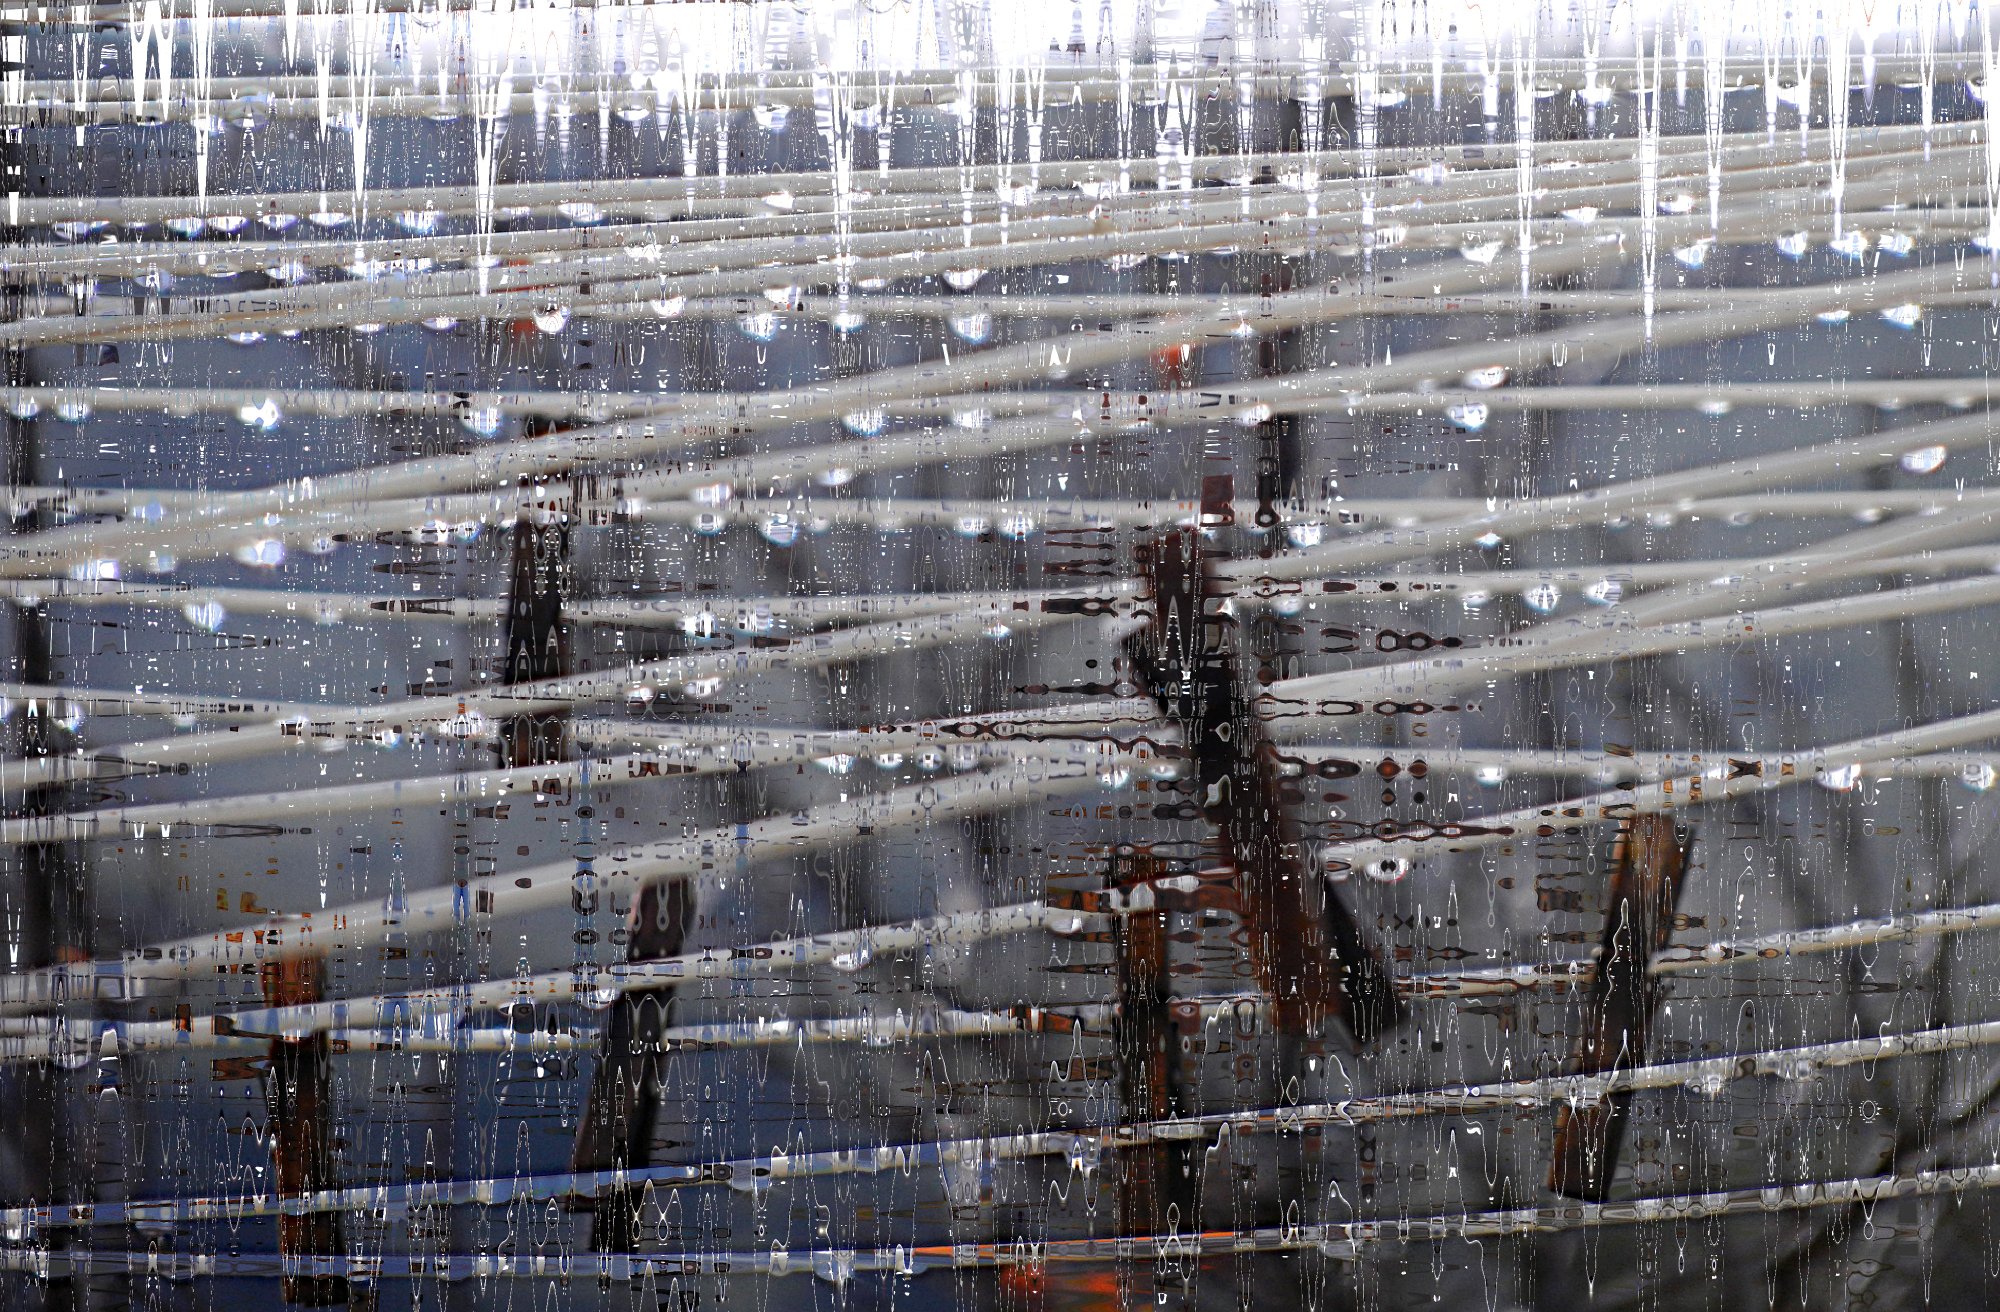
[1548,814,1697,1200]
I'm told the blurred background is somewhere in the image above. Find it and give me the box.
[8,2,2000,1309]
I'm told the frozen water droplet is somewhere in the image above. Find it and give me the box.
[758,514,799,547]
[532,304,571,335]
[1685,1072,1728,1098]
[941,268,987,291]
[1818,763,1863,793]
[1366,856,1411,883]
[233,539,285,569]
[183,602,227,632]
[948,313,993,343]
[1446,402,1488,431]
[458,407,503,439]
[1962,762,1998,793]
[236,399,281,431]
[1900,445,1948,475]
[1474,765,1507,788]
[1673,240,1711,269]
[1522,583,1562,614]
[1461,366,1508,390]
[1584,578,1625,607]
[1879,304,1923,330]
[1773,1056,1817,1082]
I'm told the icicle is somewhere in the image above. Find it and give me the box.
[1512,23,1538,300]
[812,65,857,306]
[471,2,514,296]
[66,3,91,150]
[128,0,171,128]
[1294,0,1326,216]
[1115,55,1134,195]
[1638,24,1662,337]
[1701,0,1728,231]
[1985,10,2000,257]
[1920,0,1937,161]
[1825,0,1854,238]
[1355,0,1380,286]
[189,0,215,202]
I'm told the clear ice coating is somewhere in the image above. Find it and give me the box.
[7,0,2000,1308]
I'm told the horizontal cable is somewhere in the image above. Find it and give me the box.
[13,1013,2000,1234]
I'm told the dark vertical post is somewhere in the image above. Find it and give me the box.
[567,880,692,1252]
[498,490,571,766]
[1,80,123,1302]
[1125,513,1400,1050]
[1108,851,1192,1238]
[509,479,690,1253]
[262,958,351,1306]
[1548,815,1695,1200]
